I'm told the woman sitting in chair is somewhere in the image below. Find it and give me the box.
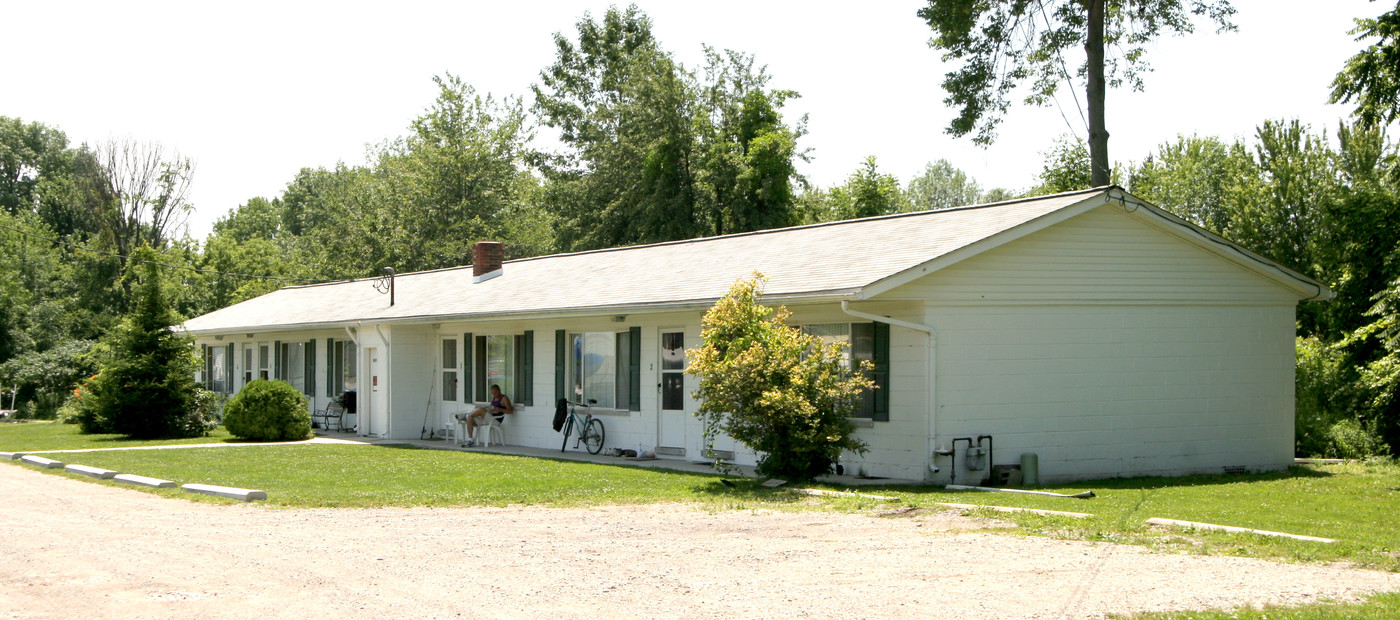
[462,384,512,447]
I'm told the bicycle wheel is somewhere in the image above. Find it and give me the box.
[560,417,573,452]
[583,418,605,455]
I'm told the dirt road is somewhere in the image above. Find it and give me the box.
[2,464,1397,619]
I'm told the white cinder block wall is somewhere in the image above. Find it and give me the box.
[930,303,1296,483]
[885,204,1305,483]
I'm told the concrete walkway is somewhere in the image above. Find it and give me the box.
[332,433,922,486]
[23,436,366,454]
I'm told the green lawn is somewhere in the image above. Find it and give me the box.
[1118,591,1400,619]
[42,443,767,508]
[843,461,1400,572]
[0,420,236,451]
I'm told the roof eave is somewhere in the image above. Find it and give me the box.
[179,289,864,337]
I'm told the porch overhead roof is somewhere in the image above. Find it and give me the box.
[180,187,1325,334]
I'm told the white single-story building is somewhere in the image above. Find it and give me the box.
[182,187,1329,483]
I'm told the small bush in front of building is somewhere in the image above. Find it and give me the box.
[222,379,311,442]
[689,274,871,481]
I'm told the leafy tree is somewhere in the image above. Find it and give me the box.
[1129,134,1249,234]
[829,156,907,219]
[75,246,216,438]
[212,196,285,244]
[1312,122,1399,339]
[1031,136,1092,194]
[1226,120,1338,284]
[980,187,1019,203]
[534,7,700,250]
[1330,1,1400,130]
[375,73,538,269]
[919,0,1236,186]
[694,48,805,235]
[906,159,983,210]
[535,6,804,249]
[1,118,70,217]
[687,274,872,480]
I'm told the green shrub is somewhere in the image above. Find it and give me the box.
[63,375,110,432]
[1323,418,1390,459]
[1295,335,1380,457]
[0,340,98,420]
[688,274,870,481]
[222,379,311,442]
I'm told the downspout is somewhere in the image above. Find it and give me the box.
[373,323,392,439]
[840,301,940,478]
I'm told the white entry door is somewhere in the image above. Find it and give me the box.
[364,346,386,437]
[656,329,687,455]
[437,337,462,433]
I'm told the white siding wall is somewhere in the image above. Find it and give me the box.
[883,206,1302,304]
[388,325,434,439]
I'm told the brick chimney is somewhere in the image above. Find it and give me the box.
[472,240,504,283]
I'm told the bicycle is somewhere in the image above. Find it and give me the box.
[559,399,606,455]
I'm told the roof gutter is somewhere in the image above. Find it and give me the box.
[182,290,864,337]
[840,301,941,480]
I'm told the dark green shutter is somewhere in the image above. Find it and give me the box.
[305,339,316,396]
[522,330,534,406]
[512,334,525,404]
[851,324,875,419]
[474,335,487,402]
[333,340,345,397]
[462,333,473,403]
[628,326,641,411]
[325,338,335,396]
[872,322,889,421]
[274,340,283,380]
[202,344,211,388]
[225,343,235,392]
[555,329,566,403]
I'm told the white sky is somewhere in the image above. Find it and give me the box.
[3,0,1381,240]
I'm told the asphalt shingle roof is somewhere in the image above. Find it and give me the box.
[182,189,1103,334]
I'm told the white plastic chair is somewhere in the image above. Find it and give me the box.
[440,425,456,443]
[477,414,505,447]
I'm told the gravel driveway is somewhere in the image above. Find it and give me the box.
[2,464,1398,619]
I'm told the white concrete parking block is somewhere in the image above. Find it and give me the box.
[113,474,177,488]
[0,452,23,460]
[20,455,62,469]
[181,483,267,502]
[64,464,118,479]
[1146,517,1336,543]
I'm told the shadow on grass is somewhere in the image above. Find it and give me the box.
[691,478,805,502]
[88,435,248,445]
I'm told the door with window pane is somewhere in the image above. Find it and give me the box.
[656,329,687,452]
[242,344,255,388]
[258,343,271,380]
[438,337,461,429]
